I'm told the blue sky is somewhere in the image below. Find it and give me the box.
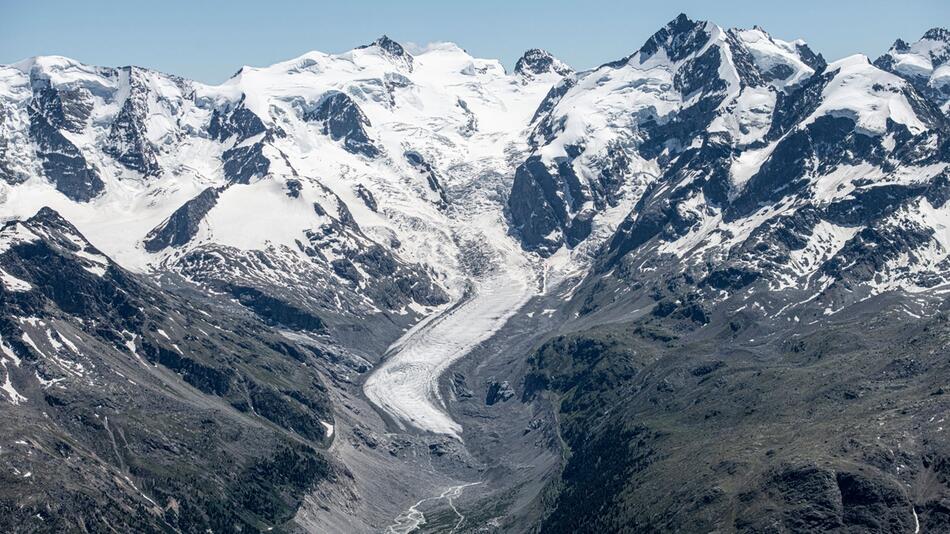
[2,0,947,83]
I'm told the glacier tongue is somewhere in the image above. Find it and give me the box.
[364,219,537,438]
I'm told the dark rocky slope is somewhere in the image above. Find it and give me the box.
[0,208,340,533]
[518,296,950,533]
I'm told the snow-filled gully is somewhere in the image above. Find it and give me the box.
[364,259,533,439]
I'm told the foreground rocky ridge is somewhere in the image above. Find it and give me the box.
[0,208,338,532]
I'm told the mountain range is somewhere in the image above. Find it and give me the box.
[1,13,949,533]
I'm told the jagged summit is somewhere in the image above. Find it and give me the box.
[26,205,69,226]
[891,38,911,52]
[879,27,950,63]
[923,27,950,42]
[510,16,832,254]
[514,48,572,78]
[637,12,711,62]
[875,25,950,111]
[361,34,409,54]
[357,34,414,70]
[600,13,823,88]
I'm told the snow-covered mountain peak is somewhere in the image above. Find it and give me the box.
[725,26,821,89]
[618,15,822,91]
[876,27,950,112]
[8,55,109,86]
[880,28,950,74]
[809,54,933,135]
[633,13,713,64]
[363,35,411,55]
[508,16,836,256]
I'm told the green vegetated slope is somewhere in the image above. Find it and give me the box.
[526,303,950,533]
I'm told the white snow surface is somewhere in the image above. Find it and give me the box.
[0,268,31,292]
[806,55,927,136]
[788,221,863,277]
[1,363,25,405]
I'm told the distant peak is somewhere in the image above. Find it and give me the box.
[922,27,950,42]
[357,35,414,71]
[360,34,411,57]
[515,49,572,77]
[667,13,703,34]
[638,13,711,63]
[671,13,693,26]
[11,54,81,76]
[890,38,911,52]
[27,206,71,228]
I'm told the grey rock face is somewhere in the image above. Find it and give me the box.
[222,141,270,184]
[485,378,515,405]
[143,187,221,252]
[0,102,27,185]
[208,96,267,143]
[27,95,104,202]
[286,178,303,198]
[305,91,380,158]
[509,155,592,254]
[639,13,711,64]
[352,244,448,308]
[205,97,275,184]
[26,78,92,133]
[452,372,474,399]
[354,183,378,212]
[405,151,447,207]
[515,49,572,78]
[456,97,478,136]
[227,283,326,331]
[103,68,161,176]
